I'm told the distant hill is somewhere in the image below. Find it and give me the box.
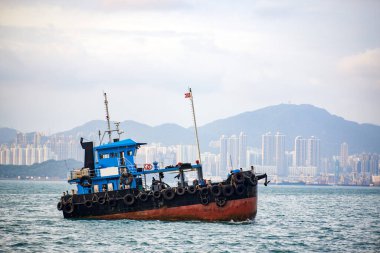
[198,104,380,156]
[0,159,82,179]
[53,120,194,145]
[1,104,380,157]
[0,127,18,144]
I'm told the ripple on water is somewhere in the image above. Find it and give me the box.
[1,181,380,252]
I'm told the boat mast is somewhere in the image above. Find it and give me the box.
[188,88,202,165]
[187,88,203,181]
[103,92,112,143]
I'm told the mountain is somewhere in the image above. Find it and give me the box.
[0,159,82,179]
[53,104,380,156]
[0,127,18,144]
[54,120,194,145]
[1,104,380,156]
[198,104,380,156]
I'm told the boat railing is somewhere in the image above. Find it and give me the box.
[67,167,95,180]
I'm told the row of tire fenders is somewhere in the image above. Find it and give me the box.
[58,171,258,214]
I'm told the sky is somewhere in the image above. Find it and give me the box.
[0,0,379,134]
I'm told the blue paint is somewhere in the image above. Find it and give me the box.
[68,138,203,195]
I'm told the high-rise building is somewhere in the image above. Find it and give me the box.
[33,132,42,147]
[307,136,320,168]
[275,132,286,176]
[176,144,197,163]
[16,132,27,147]
[369,154,379,176]
[228,135,239,170]
[201,152,219,177]
[219,135,228,173]
[238,132,247,169]
[0,145,10,165]
[340,142,349,168]
[247,148,261,166]
[294,136,307,167]
[262,132,275,166]
[219,133,248,173]
[294,136,320,167]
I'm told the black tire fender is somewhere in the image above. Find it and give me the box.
[84,200,92,208]
[153,190,161,199]
[249,174,258,186]
[216,197,227,207]
[200,196,209,205]
[222,184,234,197]
[63,203,74,213]
[57,202,63,211]
[232,172,245,184]
[176,187,185,196]
[162,188,175,200]
[211,185,222,197]
[235,184,245,195]
[139,192,148,202]
[123,194,135,205]
[120,172,133,185]
[98,197,106,205]
[187,185,197,194]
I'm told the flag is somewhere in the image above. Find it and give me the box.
[185,92,191,98]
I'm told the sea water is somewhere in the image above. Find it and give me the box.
[0,180,379,252]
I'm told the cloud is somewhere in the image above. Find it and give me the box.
[338,48,380,80]
[1,0,380,132]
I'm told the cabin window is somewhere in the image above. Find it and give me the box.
[127,150,133,156]
[102,184,107,192]
[100,153,110,159]
[94,185,99,193]
[108,183,113,191]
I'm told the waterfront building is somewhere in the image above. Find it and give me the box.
[176,144,197,164]
[238,132,247,169]
[307,136,320,168]
[294,136,307,167]
[228,135,239,170]
[275,132,286,176]
[261,132,287,176]
[16,132,27,147]
[262,132,275,166]
[219,135,228,174]
[247,148,261,167]
[340,142,349,168]
[201,152,219,177]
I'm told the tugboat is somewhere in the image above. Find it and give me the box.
[57,90,269,221]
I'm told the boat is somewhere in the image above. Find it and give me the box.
[57,90,269,221]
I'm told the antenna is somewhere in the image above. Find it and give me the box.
[115,122,124,139]
[103,92,112,143]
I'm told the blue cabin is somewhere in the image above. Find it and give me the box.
[68,138,204,195]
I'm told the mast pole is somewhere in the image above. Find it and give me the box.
[189,88,202,164]
[103,92,112,143]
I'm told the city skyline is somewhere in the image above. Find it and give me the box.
[0,1,379,133]
[1,129,378,185]
[1,101,380,159]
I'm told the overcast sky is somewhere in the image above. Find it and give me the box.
[0,0,379,134]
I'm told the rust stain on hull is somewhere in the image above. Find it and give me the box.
[82,197,257,221]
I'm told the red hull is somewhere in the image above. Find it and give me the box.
[82,197,257,221]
